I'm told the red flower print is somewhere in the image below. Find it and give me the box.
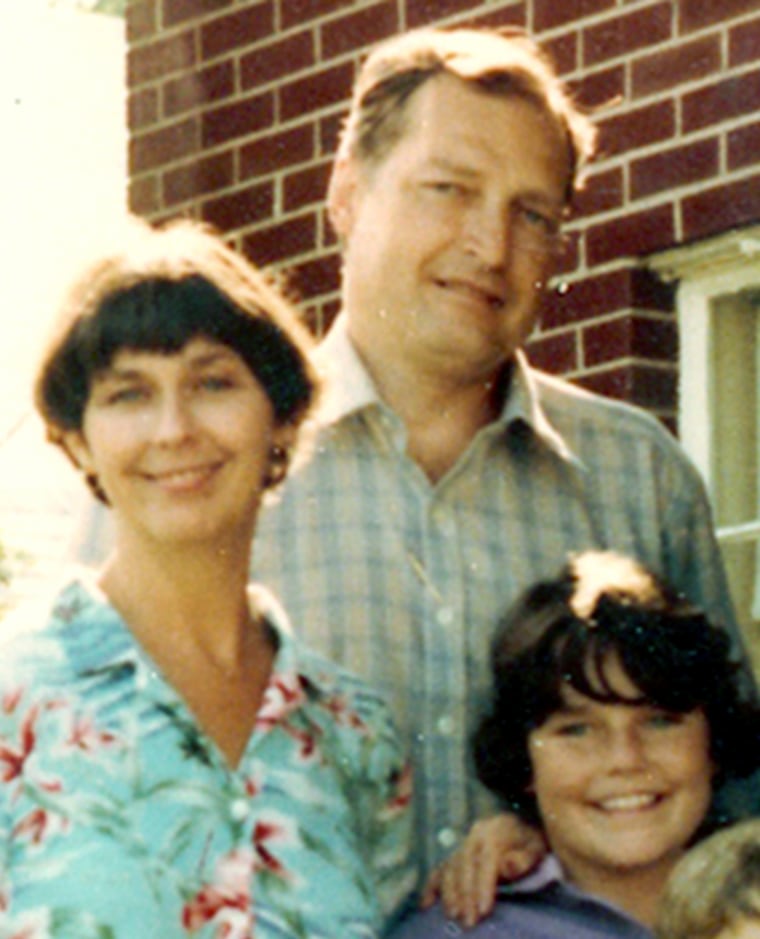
[322,693,367,732]
[66,713,119,752]
[252,820,289,879]
[182,849,254,937]
[0,704,39,783]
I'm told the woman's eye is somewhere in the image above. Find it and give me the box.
[105,386,148,405]
[646,711,683,730]
[198,374,235,392]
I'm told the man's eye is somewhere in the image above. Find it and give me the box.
[517,204,559,234]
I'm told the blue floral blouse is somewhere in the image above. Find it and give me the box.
[0,573,416,939]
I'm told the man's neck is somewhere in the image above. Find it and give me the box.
[350,334,510,482]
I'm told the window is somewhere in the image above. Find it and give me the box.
[650,225,760,673]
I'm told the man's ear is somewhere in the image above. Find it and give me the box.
[326,154,361,243]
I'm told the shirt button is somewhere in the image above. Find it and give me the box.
[437,606,454,626]
[437,827,458,849]
[436,715,454,736]
[230,798,249,821]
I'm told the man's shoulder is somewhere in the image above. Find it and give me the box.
[528,364,676,448]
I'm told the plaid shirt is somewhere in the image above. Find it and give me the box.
[252,315,742,880]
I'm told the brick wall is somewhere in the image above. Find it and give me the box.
[125,0,760,425]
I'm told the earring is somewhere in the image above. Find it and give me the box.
[263,444,289,490]
[85,471,110,506]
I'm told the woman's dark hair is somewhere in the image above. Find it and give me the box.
[473,551,760,834]
[34,219,319,501]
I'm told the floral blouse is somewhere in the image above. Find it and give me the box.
[0,574,416,939]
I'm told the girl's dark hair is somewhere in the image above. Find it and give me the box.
[36,219,318,440]
[473,552,760,834]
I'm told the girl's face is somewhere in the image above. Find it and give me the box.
[64,336,284,551]
[527,655,713,893]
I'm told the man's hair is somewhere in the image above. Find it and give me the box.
[655,819,760,939]
[336,26,597,203]
[473,551,760,831]
[35,218,319,500]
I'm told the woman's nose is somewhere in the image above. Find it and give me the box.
[152,391,195,443]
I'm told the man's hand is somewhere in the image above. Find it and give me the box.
[421,813,547,928]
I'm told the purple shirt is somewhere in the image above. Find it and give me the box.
[389,858,653,939]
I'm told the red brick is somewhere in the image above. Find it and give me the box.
[239,125,315,180]
[541,267,673,331]
[322,2,400,59]
[130,118,198,174]
[630,138,719,200]
[597,100,675,158]
[164,61,234,118]
[632,36,720,99]
[241,33,315,90]
[163,0,233,28]
[128,87,159,132]
[576,364,677,411]
[202,181,274,232]
[243,215,318,266]
[534,0,614,32]
[730,16,760,67]
[683,69,760,133]
[127,0,157,43]
[571,65,624,112]
[586,204,675,267]
[682,174,760,242]
[128,173,160,216]
[163,151,234,206]
[284,161,332,212]
[728,123,760,172]
[583,5,672,67]
[286,253,342,301]
[406,0,477,29]
[319,111,344,158]
[541,32,578,77]
[572,167,623,219]
[128,30,196,86]
[281,0,354,30]
[464,3,527,34]
[525,330,578,375]
[200,3,274,61]
[582,315,677,368]
[202,92,274,149]
[280,64,355,123]
[680,0,759,34]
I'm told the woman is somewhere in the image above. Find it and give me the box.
[392,551,760,938]
[0,219,414,938]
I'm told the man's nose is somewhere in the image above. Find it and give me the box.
[464,205,510,270]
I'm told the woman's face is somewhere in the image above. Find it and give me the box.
[64,336,282,550]
[527,655,713,892]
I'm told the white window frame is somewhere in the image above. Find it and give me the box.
[649,225,760,518]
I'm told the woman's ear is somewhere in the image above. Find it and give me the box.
[60,430,94,476]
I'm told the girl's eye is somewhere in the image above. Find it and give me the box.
[426,180,469,197]
[645,711,684,730]
[554,721,590,738]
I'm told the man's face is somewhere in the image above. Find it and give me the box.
[330,73,569,386]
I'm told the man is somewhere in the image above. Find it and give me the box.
[252,26,747,883]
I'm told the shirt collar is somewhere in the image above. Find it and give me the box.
[313,314,577,465]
